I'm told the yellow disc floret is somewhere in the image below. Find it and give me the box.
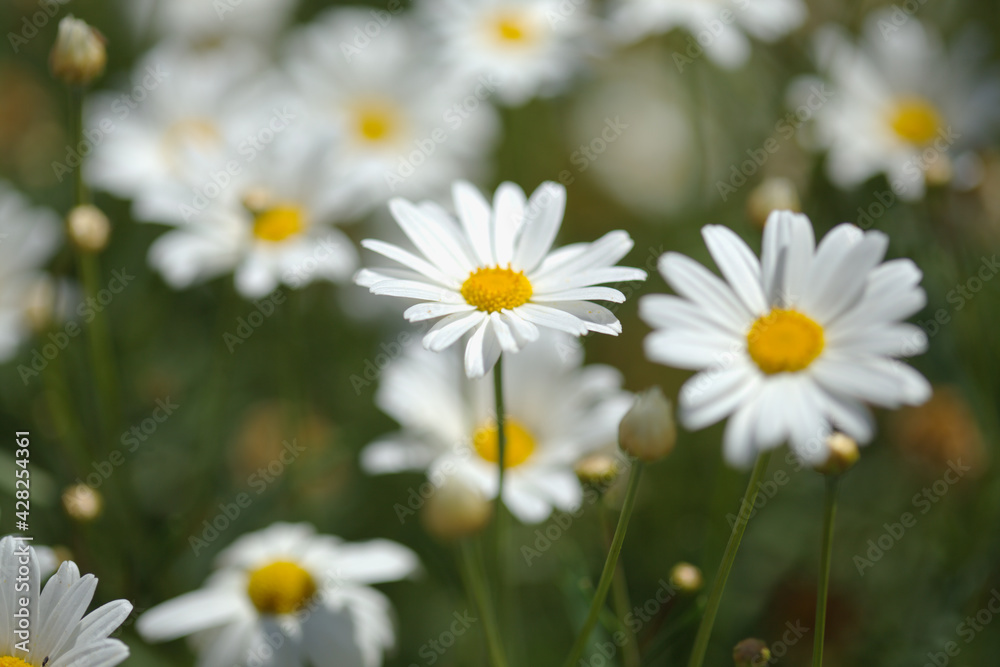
[253,206,304,243]
[246,560,317,615]
[489,10,537,45]
[889,97,943,145]
[473,420,536,468]
[0,656,32,667]
[461,266,532,313]
[747,308,825,374]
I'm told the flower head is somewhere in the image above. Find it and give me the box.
[50,16,106,86]
[641,211,931,466]
[356,180,646,377]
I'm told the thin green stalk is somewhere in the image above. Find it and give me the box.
[563,460,645,667]
[494,356,507,510]
[459,539,510,667]
[812,476,839,667]
[687,450,773,667]
[600,504,640,667]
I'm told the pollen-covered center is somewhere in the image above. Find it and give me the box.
[747,308,825,375]
[889,97,942,145]
[246,560,317,615]
[461,266,532,313]
[253,206,304,243]
[351,102,401,143]
[473,419,536,468]
[489,10,537,45]
[0,656,32,667]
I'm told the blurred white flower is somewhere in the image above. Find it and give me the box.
[137,522,419,667]
[417,0,596,105]
[85,40,277,225]
[285,9,499,218]
[148,142,358,298]
[0,182,62,362]
[801,11,1000,200]
[124,0,299,46]
[355,180,646,378]
[641,211,931,467]
[608,0,806,69]
[0,536,132,667]
[361,332,633,523]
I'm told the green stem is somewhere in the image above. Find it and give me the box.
[563,460,645,667]
[812,476,839,667]
[494,356,507,511]
[600,504,640,667]
[687,450,773,667]
[459,540,510,667]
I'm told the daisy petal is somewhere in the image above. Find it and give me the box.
[452,181,493,266]
[423,311,485,352]
[702,225,767,315]
[513,182,566,273]
[493,182,526,266]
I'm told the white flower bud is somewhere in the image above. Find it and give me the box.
[747,178,800,230]
[62,484,103,521]
[50,16,106,86]
[67,204,110,252]
[814,432,860,476]
[618,387,676,462]
[421,476,492,540]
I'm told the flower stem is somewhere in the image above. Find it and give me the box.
[491,356,508,580]
[563,459,645,667]
[812,476,840,667]
[459,539,510,667]
[687,450,773,667]
[600,504,640,667]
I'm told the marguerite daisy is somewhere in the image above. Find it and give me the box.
[137,522,419,667]
[361,331,634,523]
[0,536,132,667]
[640,210,931,466]
[356,180,647,377]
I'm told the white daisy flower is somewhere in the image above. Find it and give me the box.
[285,9,499,217]
[0,536,132,667]
[417,0,596,106]
[640,211,932,467]
[123,0,298,46]
[361,331,633,523]
[608,0,806,69]
[355,180,647,378]
[137,522,419,667]
[147,141,358,298]
[0,182,62,362]
[802,11,1000,200]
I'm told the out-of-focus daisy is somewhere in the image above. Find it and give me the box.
[418,0,595,105]
[123,0,299,46]
[0,182,61,362]
[801,11,1000,200]
[0,535,132,667]
[148,141,358,298]
[640,211,931,466]
[285,9,499,218]
[361,332,633,523]
[356,180,646,377]
[137,522,419,667]
[608,0,806,69]
[85,41,272,224]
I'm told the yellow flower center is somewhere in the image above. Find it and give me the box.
[747,309,825,374]
[352,103,400,143]
[253,206,304,243]
[490,11,536,45]
[0,657,31,667]
[473,419,536,468]
[246,560,317,615]
[461,266,533,313]
[889,97,943,145]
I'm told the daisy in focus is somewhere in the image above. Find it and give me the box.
[0,536,132,667]
[361,332,634,523]
[355,180,647,377]
[417,0,596,105]
[608,0,807,69]
[0,182,62,362]
[137,522,419,667]
[640,211,931,466]
[801,10,1000,200]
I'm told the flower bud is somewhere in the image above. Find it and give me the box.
[733,638,771,667]
[50,17,107,86]
[747,177,800,230]
[618,387,676,462]
[421,476,492,540]
[575,453,621,487]
[62,484,102,522]
[668,562,703,594]
[67,204,110,252]
[814,432,860,476]
[23,276,57,333]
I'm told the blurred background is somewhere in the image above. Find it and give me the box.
[1,0,999,665]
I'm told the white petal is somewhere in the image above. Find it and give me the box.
[532,267,647,293]
[388,198,474,278]
[514,303,589,336]
[493,182,526,266]
[659,252,751,332]
[723,399,762,468]
[136,588,245,642]
[464,319,502,378]
[423,311,485,352]
[403,302,476,322]
[531,230,633,282]
[361,239,457,287]
[368,278,463,303]
[680,363,761,430]
[512,182,566,273]
[639,294,741,336]
[544,301,622,335]
[330,539,420,584]
[644,329,740,370]
[702,225,767,315]
[452,181,494,266]
[532,287,626,303]
[360,437,440,474]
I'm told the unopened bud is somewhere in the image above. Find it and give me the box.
[50,17,106,86]
[814,432,860,476]
[733,638,771,667]
[575,453,620,487]
[61,484,103,522]
[619,387,676,462]
[747,177,800,230]
[668,562,703,594]
[23,276,57,333]
[421,476,492,540]
[67,204,110,252]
